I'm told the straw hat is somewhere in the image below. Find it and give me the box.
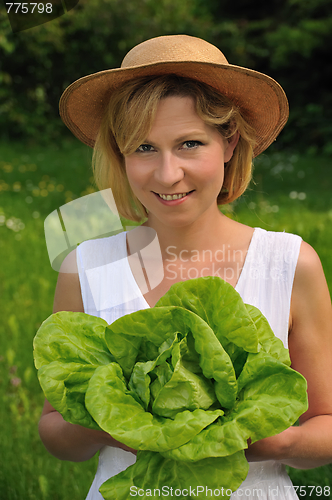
[59,34,289,157]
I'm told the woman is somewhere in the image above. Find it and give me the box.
[39,35,332,499]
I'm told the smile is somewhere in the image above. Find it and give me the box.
[157,192,190,200]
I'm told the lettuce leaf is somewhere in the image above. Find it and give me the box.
[99,450,249,500]
[85,362,223,451]
[33,277,308,500]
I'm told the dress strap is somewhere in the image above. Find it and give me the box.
[235,228,302,347]
[76,232,148,322]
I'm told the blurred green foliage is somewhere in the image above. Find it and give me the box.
[1,0,332,153]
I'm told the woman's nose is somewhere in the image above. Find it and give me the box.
[154,152,184,186]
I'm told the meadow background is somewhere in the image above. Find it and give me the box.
[1,0,332,498]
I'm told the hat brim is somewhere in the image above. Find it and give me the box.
[59,60,289,157]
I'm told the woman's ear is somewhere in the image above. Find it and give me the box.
[224,131,240,163]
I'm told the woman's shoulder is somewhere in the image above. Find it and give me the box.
[53,232,126,275]
[77,231,126,253]
[52,232,127,314]
[77,232,127,268]
[251,227,302,258]
[226,219,301,247]
[293,240,327,290]
[253,226,302,242]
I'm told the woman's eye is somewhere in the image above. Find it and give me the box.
[182,141,202,149]
[136,144,155,153]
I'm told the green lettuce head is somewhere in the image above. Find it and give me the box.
[33,277,308,500]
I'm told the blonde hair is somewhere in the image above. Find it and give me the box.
[93,75,256,222]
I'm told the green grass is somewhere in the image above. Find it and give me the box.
[0,141,331,499]
[0,141,98,499]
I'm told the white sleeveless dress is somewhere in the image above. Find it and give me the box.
[77,227,302,500]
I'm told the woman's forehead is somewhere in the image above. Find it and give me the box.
[145,95,222,143]
[146,96,203,134]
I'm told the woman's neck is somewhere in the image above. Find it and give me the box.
[143,209,237,260]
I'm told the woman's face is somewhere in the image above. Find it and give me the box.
[124,95,238,229]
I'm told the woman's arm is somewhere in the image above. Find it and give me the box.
[38,399,135,461]
[38,250,136,461]
[246,241,332,469]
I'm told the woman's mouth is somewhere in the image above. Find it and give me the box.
[158,192,189,200]
[153,190,194,205]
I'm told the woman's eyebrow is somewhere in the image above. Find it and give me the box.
[144,131,208,145]
[175,131,208,142]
